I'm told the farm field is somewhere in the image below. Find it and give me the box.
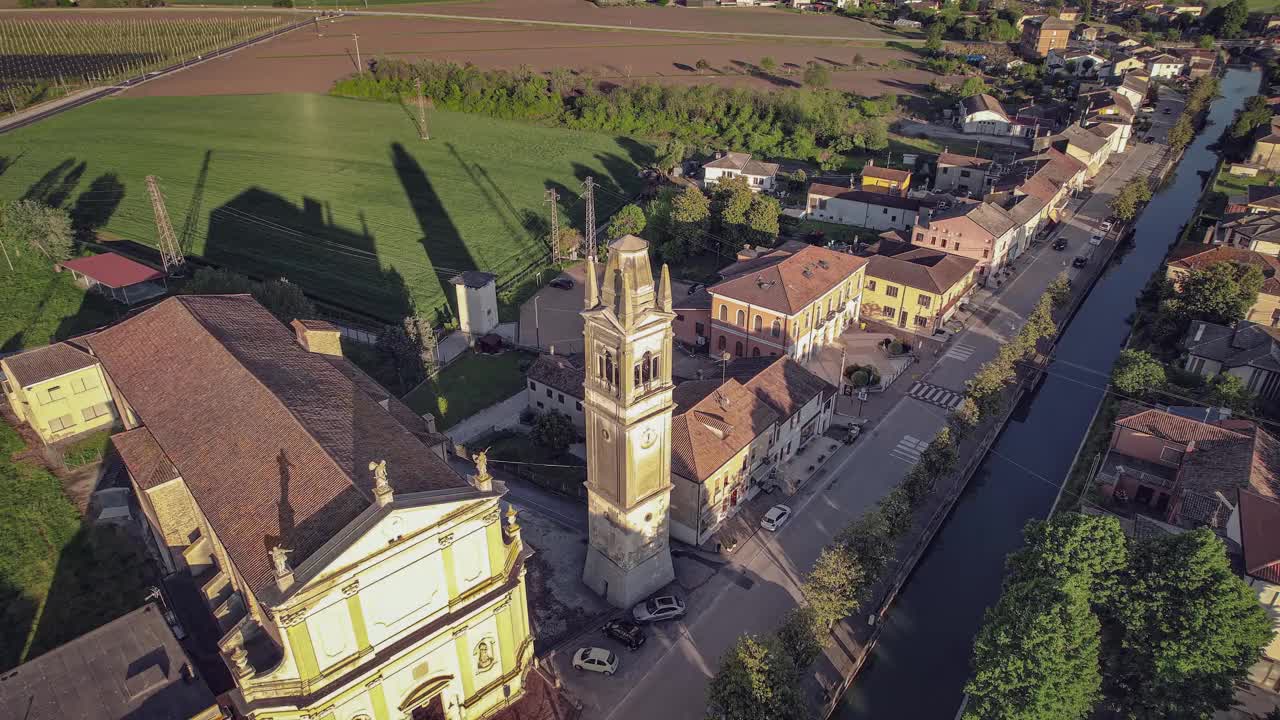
[121,14,935,99]
[0,93,648,322]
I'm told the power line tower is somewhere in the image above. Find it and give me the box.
[546,188,560,263]
[583,176,596,260]
[146,175,185,275]
[414,78,429,141]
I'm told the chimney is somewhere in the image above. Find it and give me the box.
[1194,323,1205,342]
[291,319,343,357]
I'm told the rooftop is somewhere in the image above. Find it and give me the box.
[866,247,978,295]
[936,152,993,169]
[960,93,1008,122]
[59,253,164,288]
[671,378,778,482]
[527,353,585,400]
[711,241,866,316]
[860,162,911,184]
[450,270,497,289]
[806,184,927,211]
[1237,488,1280,584]
[703,151,780,178]
[1,341,99,388]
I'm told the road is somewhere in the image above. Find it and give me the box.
[550,106,1175,718]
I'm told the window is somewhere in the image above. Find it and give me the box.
[641,351,653,384]
[651,354,660,380]
[48,414,75,432]
[754,315,762,332]
[546,388,553,398]
[676,313,685,322]
[558,393,565,403]
[915,233,924,242]
[918,295,931,308]
[576,401,583,411]
[719,305,728,322]
[752,347,761,357]
[45,386,64,403]
[528,381,535,390]
[735,341,744,357]
[930,237,937,246]
[771,320,781,338]
[736,309,745,326]
[82,402,111,422]
[536,401,544,409]
[982,249,989,258]
[867,280,876,291]
[695,322,705,335]
[885,286,899,298]
[0,379,9,395]
[71,376,98,394]
[718,335,727,351]
[960,170,972,178]
[818,199,828,210]
[882,307,896,319]
[914,315,929,328]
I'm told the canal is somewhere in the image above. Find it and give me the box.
[836,66,1262,720]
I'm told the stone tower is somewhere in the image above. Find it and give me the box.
[581,235,677,608]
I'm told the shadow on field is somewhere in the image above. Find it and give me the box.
[69,173,125,241]
[23,158,86,208]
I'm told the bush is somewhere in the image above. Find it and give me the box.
[889,340,906,355]
[531,410,575,452]
[271,0,293,6]
[851,369,870,387]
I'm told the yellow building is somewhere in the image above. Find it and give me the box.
[1,341,117,445]
[864,247,979,333]
[87,295,534,720]
[859,161,912,197]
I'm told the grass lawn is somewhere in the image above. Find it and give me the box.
[403,349,534,429]
[0,94,649,324]
[1212,167,1274,197]
[0,249,118,353]
[0,422,154,671]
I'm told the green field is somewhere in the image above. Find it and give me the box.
[0,94,648,323]
[404,349,532,429]
[0,248,117,353]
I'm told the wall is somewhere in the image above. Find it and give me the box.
[1111,426,1188,467]
[1246,576,1280,693]
[805,195,919,230]
[912,216,1001,275]
[457,284,499,340]
[933,165,988,193]
[672,306,711,350]
[704,167,775,192]
[526,378,585,428]
[862,271,975,333]
[1,362,117,444]
[961,115,1012,136]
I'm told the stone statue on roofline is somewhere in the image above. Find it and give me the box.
[269,545,292,577]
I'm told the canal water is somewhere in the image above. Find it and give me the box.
[836,67,1262,720]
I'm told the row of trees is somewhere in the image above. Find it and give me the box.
[963,513,1271,720]
[1167,76,1221,153]
[1107,176,1153,222]
[1111,346,1253,413]
[332,60,892,170]
[644,177,780,263]
[706,281,1072,719]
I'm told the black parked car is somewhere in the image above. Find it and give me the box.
[1052,237,1068,251]
[1072,256,1088,268]
[603,619,646,650]
[549,277,575,290]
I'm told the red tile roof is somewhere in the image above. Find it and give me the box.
[112,427,180,490]
[1237,488,1280,583]
[671,379,778,482]
[86,295,468,599]
[59,252,163,288]
[1115,408,1245,443]
[2,342,99,388]
[711,243,866,316]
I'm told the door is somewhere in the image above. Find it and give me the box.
[898,311,908,328]
[412,695,446,720]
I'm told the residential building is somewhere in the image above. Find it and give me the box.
[1003,147,1088,221]
[957,93,1012,135]
[1046,48,1108,76]
[1167,244,1280,327]
[89,294,533,720]
[526,353,585,427]
[1145,52,1185,78]
[1252,119,1280,171]
[1108,55,1147,77]
[863,245,979,333]
[1095,403,1280,529]
[1107,34,1141,49]
[1187,55,1216,79]
[708,240,866,363]
[1238,185,1280,215]
[1074,23,1101,41]
[1114,73,1150,110]
[911,200,1016,277]
[1183,320,1280,399]
[673,286,713,349]
[1213,212,1280,255]
[0,602,223,720]
[1,340,117,445]
[804,183,930,230]
[859,160,912,196]
[1059,123,1117,177]
[701,151,781,192]
[1226,489,1280,694]
[668,356,835,545]
[933,152,993,194]
[1021,16,1074,57]
[1170,4,1203,15]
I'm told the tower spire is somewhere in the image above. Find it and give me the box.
[658,264,673,314]
[584,254,599,309]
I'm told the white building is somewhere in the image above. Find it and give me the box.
[804,184,929,230]
[1146,53,1184,79]
[702,151,781,193]
[525,353,585,428]
[450,270,499,343]
[957,93,1012,136]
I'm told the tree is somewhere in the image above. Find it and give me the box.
[1168,261,1264,325]
[1080,0,1091,21]
[655,138,687,174]
[1230,95,1272,140]
[183,267,316,325]
[712,175,755,254]
[531,410,575,452]
[1108,177,1152,221]
[746,194,780,246]
[918,426,958,480]
[695,58,712,72]
[2,199,73,262]
[925,22,946,53]
[1046,271,1071,308]
[803,62,831,89]
[1207,372,1253,413]
[801,543,866,627]
[964,578,1103,720]
[1110,348,1166,397]
[1198,34,1215,49]
[1215,0,1248,38]
[957,75,988,98]
[554,227,583,259]
[948,396,981,440]
[1108,529,1273,719]
[705,635,805,720]
[775,606,825,669]
[1004,513,1126,604]
[1167,114,1195,151]
[852,52,865,67]
[666,184,711,261]
[606,203,647,239]
[759,56,777,73]
[839,510,896,583]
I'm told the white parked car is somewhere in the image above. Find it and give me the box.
[1089,233,1104,246]
[572,647,618,675]
[760,504,793,532]
[1099,220,1113,232]
[632,595,686,623]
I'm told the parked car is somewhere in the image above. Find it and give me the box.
[760,504,793,532]
[1089,233,1104,246]
[1052,237,1068,251]
[632,595,686,623]
[1140,105,1155,113]
[1072,256,1088,268]
[572,647,618,675]
[550,277,575,290]
[687,283,704,296]
[1099,220,1113,232]
[1163,107,1172,114]
[603,619,646,650]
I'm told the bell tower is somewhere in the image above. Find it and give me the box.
[581,235,677,608]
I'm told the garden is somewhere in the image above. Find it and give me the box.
[402,349,535,430]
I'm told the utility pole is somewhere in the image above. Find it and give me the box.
[583,176,596,260]
[146,175,185,275]
[414,78,429,140]
[533,296,542,348]
[352,34,362,73]
[545,188,560,263]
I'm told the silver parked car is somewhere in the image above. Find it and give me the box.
[632,595,686,623]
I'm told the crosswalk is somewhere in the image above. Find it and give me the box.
[907,381,965,411]
[890,434,931,464]
[943,343,976,362]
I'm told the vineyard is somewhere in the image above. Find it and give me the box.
[0,15,294,114]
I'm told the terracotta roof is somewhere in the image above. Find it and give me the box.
[1180,422,1280,518]
[2,341,99,388]
[292,319,341,332]
[527,354,585,399]
[1247,184,1280,210]
[711,243,866,316]
[937,152,992,169]
[670,378,778,482]
[860,163,911,184]
[806,184,927,211]
[867,247,978,295]
[960,93,1009,122]
[1168,244,1280,297]
[1237,488,1280,583]
[58,252,164,288]
[703,151,780,177]
[1114,407,1246,443]
[323,354,449,450]
[86,295,468,599]
[1014,148,1087,203]
[111,427,180,490]
[725,355,835,420]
